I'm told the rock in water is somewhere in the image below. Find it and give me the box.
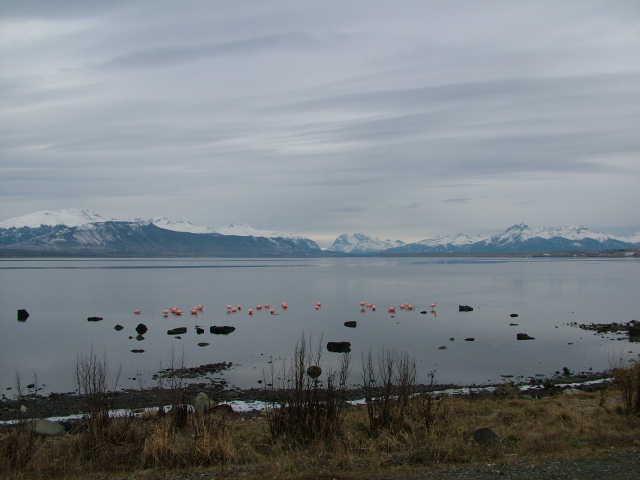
[326,341,351,353]
[193,392,211,414]
[464,337,475,342]
[197,342,210,347]
[344,321,357,328]
[459,305,474,312]
[510,313,519,318]
[167,327,187,335]
[196,327,205,335]
[516,333,535,340]
[17,309,29,322]
[131,349,145,353]
[87,316,103,322]
[114,324,124,331]
[210,326,235,335]
[473,427,499,445]
[307,365,322,378]
[135,323,148,335]
[30,419,65,436]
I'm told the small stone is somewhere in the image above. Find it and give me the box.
[210,326,235,335]
[516,333,535,340]
[167,327,187,335]
[473,427,499,445]
[459,305,474,312]
[510,313,519,318]
[438,345,447,350]
[114,324,124,331]
[344,321,357,328]
[17,309,29,322]
[135,323,148,335]
[193,392,211,414]
[87,316,103,322]
[307,365,322,378]
[197,342,210,347]
[131,349,145,353]
[30,419,65,436]
[327,341,351,353]
[464,337,475,342]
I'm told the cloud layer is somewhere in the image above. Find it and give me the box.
[1,0,639,242]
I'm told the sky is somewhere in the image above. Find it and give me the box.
[1,0,640,245]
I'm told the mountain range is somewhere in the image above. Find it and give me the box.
[0,209,638,257]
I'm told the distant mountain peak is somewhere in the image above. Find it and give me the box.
[330,233,404,253]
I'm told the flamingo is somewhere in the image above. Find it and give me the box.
[248,308,255,316]
[281,302,289,310]
[133,309,141,315]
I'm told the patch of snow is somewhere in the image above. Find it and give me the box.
[0,209,111,229]
[415,233,487,248]
[150,217,215,234]
[214,223,302,239]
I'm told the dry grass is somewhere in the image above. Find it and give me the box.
[4,358,640,480]
[2,387,640,480]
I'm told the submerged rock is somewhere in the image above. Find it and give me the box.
[30,419,65,436]
[17,309,29,322]
[344,321,357,328]
[196,327,205,335]
[459,305,474,312]
[197,342,210,347]
[135,323,148,335]
[326,341,351,353]
[473,427,499,445]
[167,327,187,335]
[136,334,145,341]
[516,333,535,340]
[131,349,145,353]
[510,313,519,318]
[420,310,428,315]
[464,337,475,342]
[438,345,447,350]
[210,326,235,335]
[307,365,322,378]
[87,316,103,322]
[114,324,124,331]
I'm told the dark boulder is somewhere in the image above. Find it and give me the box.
[459,305,474,312]
[114,324,124,331]
[473,427,500,445]
[167,327,187,335]
[211,326,235,335]
[131,349,145,353]
[510,313,519,318]
[136,334,145,341]
[420,310,428,315]
[17,309,29,322]
[344,321,357,328]
[516,333,535,340]
[196,327,205,335]
[327,341,351,353]
[464,337,475,342]
[509,323,519,326]
[87,316,103,322]
[135,323,148,335]
[197,342,210,347]
[307,365,322,378]
[438,345,447,350]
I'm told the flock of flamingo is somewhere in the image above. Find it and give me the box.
[130,301,438,318]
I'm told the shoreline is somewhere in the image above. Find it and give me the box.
[0,372,612,424]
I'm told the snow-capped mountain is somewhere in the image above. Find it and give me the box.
[0,209,111,229]
[0,209,321,257]
[329,233,405,253]
[386,223,638,254]
[150,217,215,234]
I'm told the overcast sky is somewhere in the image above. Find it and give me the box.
[1,0,639,244]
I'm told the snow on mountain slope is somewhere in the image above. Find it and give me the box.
[490,223,616,244]
[414,233,487,247]
[330,233,405,253]
[214,223,302,239]
[150,217,215,234]
[0,209,111,228]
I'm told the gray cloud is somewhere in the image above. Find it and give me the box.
[1,0,639,240]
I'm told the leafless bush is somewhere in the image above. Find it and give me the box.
[362,350,417,434]
[75,350,121,415]
[266,335,350,445]
[613,360,640,414]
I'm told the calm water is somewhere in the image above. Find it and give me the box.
[1,257,639,396]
